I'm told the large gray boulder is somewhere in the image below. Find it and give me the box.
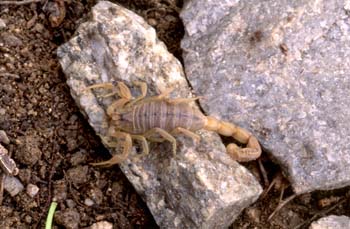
[181,0,350,193]
[57,1,261,228]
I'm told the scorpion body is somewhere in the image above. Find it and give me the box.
[114,100,206,134]
[87,81,262,166]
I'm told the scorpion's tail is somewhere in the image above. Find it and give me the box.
[204,116,262,162]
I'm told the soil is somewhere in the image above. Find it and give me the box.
[0,0,349,228]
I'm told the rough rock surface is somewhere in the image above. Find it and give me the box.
[181,0,350,193]
[309,215,350,229]
[57,1,261,228]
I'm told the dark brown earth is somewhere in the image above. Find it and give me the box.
[0,0,349,228]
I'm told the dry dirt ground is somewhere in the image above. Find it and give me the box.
[0,0,349,228]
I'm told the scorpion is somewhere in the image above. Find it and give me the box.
[86,81,262,166]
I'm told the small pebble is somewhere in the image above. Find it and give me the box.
[66,199,76,208]
[245,207,261,223]
[54,209,80,229]
[1,32,23,47]
[84,198,94,206]
[53,179,67,201]
[4,175,24,196]
[26,184,39,198]
[0,18,6,29]
[32,23,45,33]
[0,130,10,144]
[66,165,89,186]
[69,150,87,166]
[88,187,103,205]
[90,221,113,229]
[147,18,157,27]
[17,168,32,184]
[24,215,32,224]
[15,135,42,166]
[0,108,5,116]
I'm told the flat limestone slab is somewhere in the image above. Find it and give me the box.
[57,1,262,228]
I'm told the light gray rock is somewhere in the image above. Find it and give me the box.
[309,215,350,229]
[0,144,18,176]
[84,198,94,207]
[90,221,113,229]
[4,175,24,197]
[57,1,261,228]
[0,18,6,29]
[26,184,39,198]
[181,0,350,193]
[0,130,10,145]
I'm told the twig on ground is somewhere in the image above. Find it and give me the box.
[261,177,277,199]
[261,172,288,199]
[268,193,297,221]
[0,73,20,79]
[258,159,269,188]
[278,183,286,203]
[0,174,4,205]
[0,0,41,6]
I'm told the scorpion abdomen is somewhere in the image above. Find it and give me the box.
[116,100,206,134]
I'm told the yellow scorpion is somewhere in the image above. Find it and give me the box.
[87,81,261,166]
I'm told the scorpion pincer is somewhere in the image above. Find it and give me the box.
[86,81,262,166]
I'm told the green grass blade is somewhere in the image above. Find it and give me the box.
[45,201,57,229]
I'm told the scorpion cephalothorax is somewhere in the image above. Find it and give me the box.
[86,81,262,166]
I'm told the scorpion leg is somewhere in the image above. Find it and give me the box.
[125,81,148,107]
[84,82,114,91]
[91,131,132,167]
[107,98,130,116]
[146,137,166,142]
[130,135,149,158]
[132,81,147,100]
[84,82,118,98]
[85,81,132,99]
[105,82,135,116]
[204,116,262,162]
[128,85,176,107]
[144,128,177,156]
[99,81,148,114]
[116,81,132,99]
[157,87,174,99]
[171,127,201,142]
[100,135,119,148]
[138,86,174,104]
